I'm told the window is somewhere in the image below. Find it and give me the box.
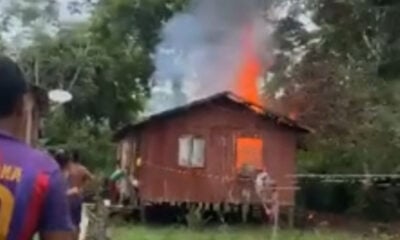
[178,135,206,168]
[236,137,264,171]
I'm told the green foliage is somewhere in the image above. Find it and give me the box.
[0,0,59,30]
[268,0,400,174]
[18,24,148,128]
[298,180,400,222]
[43,108,115,172]
[0,0,188,171]
[298,181,356,213]
[270,1,400,217]
[0,0,60,53]
[90,0,187,51]
[88,0,188,124]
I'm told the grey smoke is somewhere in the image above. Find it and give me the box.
[146,0,275,115]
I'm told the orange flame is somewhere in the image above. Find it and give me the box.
[233,26,267,172]
[236,137,264,170]
[235,25,262,106]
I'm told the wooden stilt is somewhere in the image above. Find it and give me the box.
[241,204,249,223]
[288,206,295,228]
[139,201,146,223]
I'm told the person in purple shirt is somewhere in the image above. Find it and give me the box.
[0,56,73,240]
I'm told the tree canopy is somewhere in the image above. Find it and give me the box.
[266,0,400,173]
[0,0,188,169]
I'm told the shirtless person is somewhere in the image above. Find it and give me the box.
[69,151,93,189]
[53,150,82,240]
[68,151,93,239]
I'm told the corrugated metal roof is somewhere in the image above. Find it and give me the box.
[113,91,312,141]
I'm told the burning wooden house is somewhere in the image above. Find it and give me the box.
[16,85,49,147]
[114,92,310,219]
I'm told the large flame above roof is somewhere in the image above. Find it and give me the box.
[234,24,263,106]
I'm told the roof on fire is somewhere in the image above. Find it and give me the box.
[113,91,313,141]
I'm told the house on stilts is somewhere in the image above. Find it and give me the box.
[113,91,311,222]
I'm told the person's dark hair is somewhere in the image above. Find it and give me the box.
[0,56,27,119]
[71,150,81,163]
[53,149,71,170]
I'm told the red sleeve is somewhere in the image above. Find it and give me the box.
[38,170,74,232]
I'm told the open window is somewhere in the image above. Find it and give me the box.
[178,135,206,168]
[236,137,264,174]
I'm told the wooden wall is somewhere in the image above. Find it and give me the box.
[119,100,299,206]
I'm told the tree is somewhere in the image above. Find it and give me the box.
[6,0,188,170]
[16,0,190,128]
[17,25,140,127]
[90,0,187,51]
[43,108,115,171]
[81,0,188,126]
[266,0,400,173]
[0,0,60,54]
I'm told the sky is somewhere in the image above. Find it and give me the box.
[0,0,89,23]
[58,0,90,23]
[0,0,90,51]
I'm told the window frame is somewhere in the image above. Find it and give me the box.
[177,134,206,168]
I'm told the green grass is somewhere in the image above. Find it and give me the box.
[111,225,388,240]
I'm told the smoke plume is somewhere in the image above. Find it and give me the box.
[147,0,275,114]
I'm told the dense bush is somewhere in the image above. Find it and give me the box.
[297,180,400,221]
